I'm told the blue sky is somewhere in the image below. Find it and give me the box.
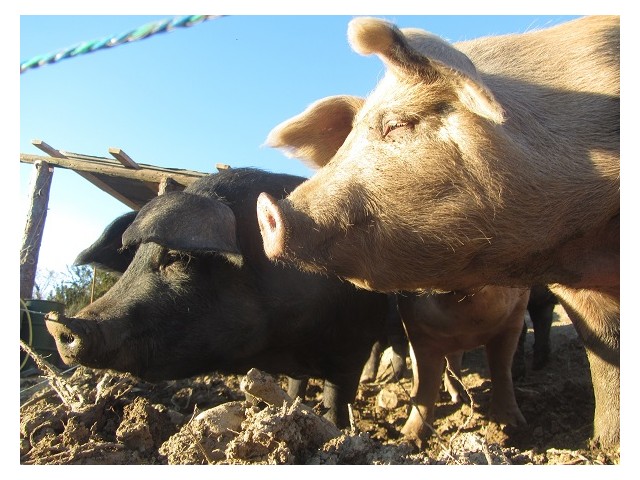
[20,13,589,283]
[17,1,629,292]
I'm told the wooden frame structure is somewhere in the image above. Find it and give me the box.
[20,139,228,298]
[20,140,216,209]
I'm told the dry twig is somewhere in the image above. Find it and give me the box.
[185,405,216,465]
[22,441,126,465]
[444,359,476,448]
[20,340,86,410]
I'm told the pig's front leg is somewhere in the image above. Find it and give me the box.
[485,323,527,427]
[400,344,445,445]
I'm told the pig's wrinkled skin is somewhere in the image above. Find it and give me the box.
[45,168,387,428]
[397,287,529,444]
[257,17,619,447]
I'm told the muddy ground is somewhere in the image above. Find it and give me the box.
[19,305,620,466]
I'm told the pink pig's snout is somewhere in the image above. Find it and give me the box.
[257,192,287,260]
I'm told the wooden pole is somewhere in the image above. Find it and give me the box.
[90,266,97,303]
[158,176,180,195]
[20,160,54,299]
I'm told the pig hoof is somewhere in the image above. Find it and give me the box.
[490,410,527,427]
[399,430,427,451]
[533,347,551,370]
[403,437,425,453]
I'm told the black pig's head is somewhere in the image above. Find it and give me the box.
[45,190,256,381]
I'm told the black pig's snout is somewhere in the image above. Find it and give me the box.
[45,312,73,344]
[44,312,89,365]
[257,192,286,260]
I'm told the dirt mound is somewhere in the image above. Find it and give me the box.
[19,306,619,465]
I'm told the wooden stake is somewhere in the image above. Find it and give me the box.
[90,266,96,303]
[20,160,53,299]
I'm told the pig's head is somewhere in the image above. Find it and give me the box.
[258,17,619,292]
[45,191,252,381]
[257,17,511,292]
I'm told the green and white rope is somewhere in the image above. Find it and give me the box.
[20,15,224,74]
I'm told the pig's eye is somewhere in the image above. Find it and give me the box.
[160,251,187,270]
[166,252,182,264]
[382,119,411,138]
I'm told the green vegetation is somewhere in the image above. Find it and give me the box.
[35,266,119,316]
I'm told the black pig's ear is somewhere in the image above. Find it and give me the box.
[74,211,138,274]
[122,192,243,267]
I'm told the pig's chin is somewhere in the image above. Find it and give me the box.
[280,230,363,281]
[343,270,404,293]
[344,276,378,292]
[278,223,390,290]
[283,240,392,292]
[88,353,167,382]
[106,345,211,382]
[345,274,434,295]
[78,347,142,377]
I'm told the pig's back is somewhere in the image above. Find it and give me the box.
[455,15,619,96]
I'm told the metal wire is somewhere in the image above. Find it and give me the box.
[19,299,33,370]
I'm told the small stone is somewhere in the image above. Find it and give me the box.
[376,388,398,409]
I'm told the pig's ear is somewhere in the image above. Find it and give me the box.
[265,95,365,168]
[74,211,138,274]
[122,192,243,267]
[347,17,504,124]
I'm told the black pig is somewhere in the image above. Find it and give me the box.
[512,285,559,379]
[45,168,387,428]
